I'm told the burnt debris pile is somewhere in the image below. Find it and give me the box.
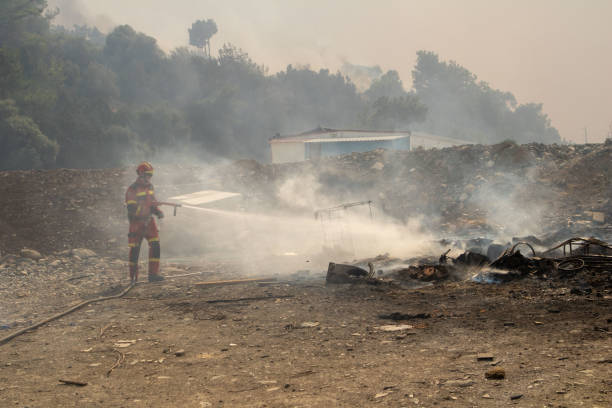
[327,236,612,288]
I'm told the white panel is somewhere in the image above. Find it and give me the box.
[170,190,241,205]
[270,142,305,163]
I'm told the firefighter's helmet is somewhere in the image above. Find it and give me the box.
[136,161,154,176]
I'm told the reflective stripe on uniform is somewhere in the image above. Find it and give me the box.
[148,237,159,242]
[126,200,137,204]
[148,190,154,195]
[136,192,147,197]
[128,243,138,247]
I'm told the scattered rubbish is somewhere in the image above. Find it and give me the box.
[174,349,185,357]
[454,251,489,267]
[510,394,523,400]
[114,340,136,348]
[378,312,431,321]
[485,367,506,380]
[59,379,87,386]
[326,262,368,284]
[477,353,494,361]
[285,322,320,330]
[392,265,449,282]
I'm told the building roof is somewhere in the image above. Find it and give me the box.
[269,128,411,143]
[304,135,408,143]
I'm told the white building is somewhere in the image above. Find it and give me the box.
[269,128,471,164]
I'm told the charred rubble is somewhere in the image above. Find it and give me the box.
[326,237,612,287]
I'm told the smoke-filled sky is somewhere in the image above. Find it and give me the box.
[49,0,612,143]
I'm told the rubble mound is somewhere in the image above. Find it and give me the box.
[0,142,610,257]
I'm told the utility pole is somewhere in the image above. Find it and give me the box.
[584,127,588,144]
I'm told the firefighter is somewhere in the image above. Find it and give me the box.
[125,161,165,283]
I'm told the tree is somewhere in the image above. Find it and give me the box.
[0,99,58,169]
[103,25,165,104]
[0,0,49,45]
[412,50,560,143]
[188,19,217,57]
[364,70,406,102]
[361,94,427,130]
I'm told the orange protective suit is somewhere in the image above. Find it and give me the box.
[125,176,163,282]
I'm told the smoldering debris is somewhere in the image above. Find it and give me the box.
[326,236,612,287]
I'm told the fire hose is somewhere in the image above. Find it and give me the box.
[0,282,136,346]
[0,274,276,346]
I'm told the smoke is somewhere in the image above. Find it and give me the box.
[339,62,383,92]
[467,168,551,241]
[130,161,440,278]
[47,0,115,32]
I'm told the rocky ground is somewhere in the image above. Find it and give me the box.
[0,141,610,407]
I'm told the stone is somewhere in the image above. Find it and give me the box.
[485,367,505,380]
[444,379,475,387]
[174,349,185,357]
[71,248,97,258]
[375,324,414,332]
[20,249,42,260]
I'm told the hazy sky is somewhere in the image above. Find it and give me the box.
[49,0,612,143]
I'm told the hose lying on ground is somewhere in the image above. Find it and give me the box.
[0,283,135,346]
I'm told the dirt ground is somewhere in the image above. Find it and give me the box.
[0,260,610,408]
[0,143,610,407]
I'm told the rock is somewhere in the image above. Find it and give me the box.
[485,367,505,380]
[174,349,185,357]
[71,248,96,258]
[510,394,523,400]
[20,248,42,260]
[375,324,414,332]
[444,379,475,387]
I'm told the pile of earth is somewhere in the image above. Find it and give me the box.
[0,141,610,258]
[219,140,611,239]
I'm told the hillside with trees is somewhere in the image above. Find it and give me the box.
[0,0,561,170]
